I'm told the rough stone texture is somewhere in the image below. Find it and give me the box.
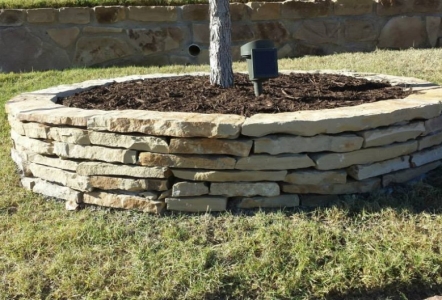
[84,191,165,213]
[237,194,300,209]
[0,9,25,26]
[89,131,168,152]
[282,0,331,19]
[358,122,425,148]
[312,140,418,170]
[230,3,251,21]
[411,144,442,167]
[59,7,90,24]
[87,110,245,138]
[0,27,70,73]
[172,169,287,182]
[49,127,90,145]
[11,148,33,177]
[30,154,79,172]
[344,20,377,42]
[378,16,427,49]
[172,182,209,197]
[54,142,137,164]
[182,4,208,21]
[300,194,340,207]
[166,196,227,212]
[383,161,441,186]
[94,6,126,23]
[66,199,80,211]
[235,154,315,170]
[77,162,171,178]
[376,0,412,16]
[8,117,49,139]
[21,177,37,190]
[293,20,341,44]
[89,176,169,191]
[282,178,381,194]
[83,26,123,34]
[210,182,280,197]
[253,22,289,45]
[33,179,83,202]
[139,152,236,169]
[426,16,441,47]
[413,0,441,12]
[423,114,442,135]
[418,131,442,150]
[241,97,442,137]
[47,27,80,48]
[247,2,281,20]
[254,134,363,154]
[11,130,53,155]
[29,163,91,192]
[347,156,410,180]
[127,27,184,55]
[74,37,133,66]
[332,0,374,15]
[127,6,177,22]
[192,23,209,44]
[169,138,252,157]
[285,169,347,185]
[27,8,55,23]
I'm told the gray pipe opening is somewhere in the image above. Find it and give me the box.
[188,44,201,57]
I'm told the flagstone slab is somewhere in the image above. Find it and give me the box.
[10,148,33,176]
[172,169,287,182]
[382,161,441,186]
[172,182,209,197]
[418,130,442,150]
[89,131,168,152]
[84,191,165,213]
[210,182,280,197]
[237,194,300,209]
[285,169,347,185]
[410,144,442,167]
[30,153,79,171]
[139,152,236,169]
[76,162,172,178]
[49,127,90,144]
[33,179,83,202]
[169,138,252,157]
[358,122,425,148]
[165,196,227,212]
[347,156,410,180]
[282,178,381,194]
[89,176,170,191]
[235,154,315,170]
[11,130,53,155]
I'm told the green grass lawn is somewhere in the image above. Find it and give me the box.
[2,49,442,299]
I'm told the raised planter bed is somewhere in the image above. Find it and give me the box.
[6,71,442,213]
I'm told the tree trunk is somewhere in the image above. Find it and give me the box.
[209,0,234,88]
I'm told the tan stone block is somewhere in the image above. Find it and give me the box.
[165,196,227,212]
[282,1,331,19]
[282,178,381,194]
[423,114,442,135]
[172,169,287,182]
[89,176,169,192]
[49,127,90,145]
[312,140,418,170]
[84,191,165,213]
[127,27,185,54]
[347,156,410,180]
[8,116,50,139]
[30,163,91,192]
[10,130,53,155]
[59,7,91,24]
[33,179,83,202]
[230,3,251,21]
[30,154,79,172]
[237,194,300,209]
[54,142,136,164]
[418,131,442,150]
[410,144,442,167]
[77,162,171,178]
[75,37,133,66]
[94,6,125,23]
[344,20,377,42]
[193,23,209,44]
[210,182,280,197]
[83,26,123,34]
[293,20,340,44]
[300,194,339,207]
[47,27,80,48]
[87,110,245,139]
[0,10,25,26]
[285,169,347,185]
[383,161,441,186]
[359,122,425,148]
[332,0,374,15]
[21,177,38,190]
[7,115,25,135]
[235,154,315,170]
[89,131,168,152]
[127,6,177,22]
[254,134,363,154]
[242,95,442,137]
[27,8,55,23]
[169,138,251,157]
[378,16,427,49]
[11,148,33,177]
[172,182,209,197]
[426,16,441,47]
[377,0,412,16]
[139,152,236,169]
[182,4,209,21]
[247,2,281,20]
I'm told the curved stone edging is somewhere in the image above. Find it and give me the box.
[6,71,442,213]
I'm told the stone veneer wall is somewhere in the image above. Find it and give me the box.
[1,0,442,73]
[5,71,442,213]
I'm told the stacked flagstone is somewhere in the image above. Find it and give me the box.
[6,71,442,213]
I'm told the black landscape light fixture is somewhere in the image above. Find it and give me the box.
[240,39,279,97]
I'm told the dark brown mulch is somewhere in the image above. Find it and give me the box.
[57,73,413,117]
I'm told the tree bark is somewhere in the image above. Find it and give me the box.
[209,0,234,88]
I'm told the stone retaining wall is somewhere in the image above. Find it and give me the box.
[1,0,442,72]
[6,71,442,213]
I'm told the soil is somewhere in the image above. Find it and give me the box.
[57,73,413,117]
